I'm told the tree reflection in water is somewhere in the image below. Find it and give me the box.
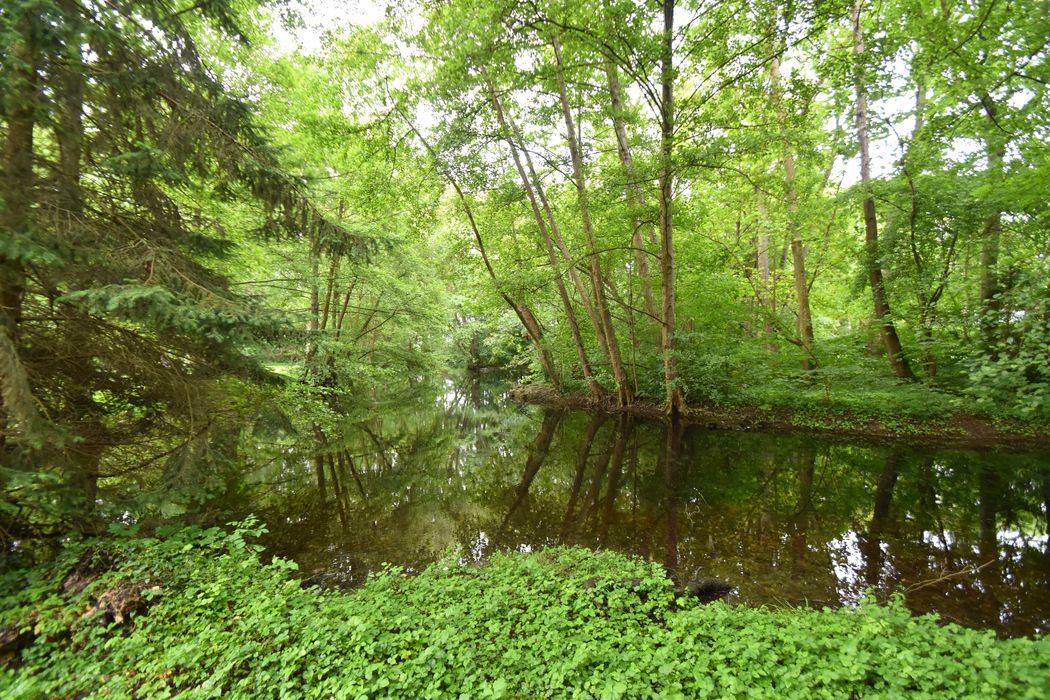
[247,376,1050,637]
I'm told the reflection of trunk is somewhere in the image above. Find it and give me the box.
[790,447,816,558]
[340,450,367,500]
[1041,467,1050,538]
[553,36,633,407]
[561,414,606,540]
[598,417,631,547]
[977,464,999,560]
[314,452,328,507]
[769,39,816,369]
[861,451,902,589]
[975,462,1003,629]
[486,81,602,396]
[579,429,615,527]
[327,454,348,531]
[500,411,562,530]
[851,0,914,380]
[917,457,956,568]
[604,59,658,325]
[659,0,685,416]
[661,418,685,574]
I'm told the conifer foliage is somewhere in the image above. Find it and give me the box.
[0,0,354,537]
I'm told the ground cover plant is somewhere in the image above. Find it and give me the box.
[1,521,1047,699]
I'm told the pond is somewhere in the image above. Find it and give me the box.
[248,376,1050,638]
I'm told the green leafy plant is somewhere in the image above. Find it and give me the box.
[2,521,1047,698]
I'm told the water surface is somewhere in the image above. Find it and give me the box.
[249,377,1050,638]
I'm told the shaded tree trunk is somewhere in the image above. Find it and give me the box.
[851,0,915,380]
[978,109,1006,355]
[0,20,39,451]
[659,0,686,416]
[552,36,633,406]
[487,81,603,396]
[604,58,658,324]
[0,26,36,342]
[769,42,817,369]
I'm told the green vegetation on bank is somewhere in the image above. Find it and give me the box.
[2,521,1048,699]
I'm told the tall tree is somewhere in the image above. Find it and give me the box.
[658,0,686,416]
[851,0,915,380]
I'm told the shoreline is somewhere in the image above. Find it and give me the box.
[509,384,1050,450]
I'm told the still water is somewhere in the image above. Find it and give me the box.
[250,376,1050,638]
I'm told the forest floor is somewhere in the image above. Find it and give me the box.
[511,385,1050,449]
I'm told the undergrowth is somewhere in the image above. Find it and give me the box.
[1,520,1047,698]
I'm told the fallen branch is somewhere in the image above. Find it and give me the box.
[903,559,996,594]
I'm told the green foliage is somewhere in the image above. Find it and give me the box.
[2,522,1048,698]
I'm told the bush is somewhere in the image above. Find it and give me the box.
[2,521,1048,698]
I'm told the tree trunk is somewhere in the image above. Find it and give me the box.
[502,102,610,362]
[769,43,817,369]
[552,36,633,407]
[0,21,39,450]
[978,106,1005,355]
[407,121,562,389]
[0,28,36,341]
[604,58,659,324]
[659,0,686,416]
[487,80,604,397]
[851,0,915,380]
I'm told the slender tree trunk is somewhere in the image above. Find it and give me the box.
[0,28,36,341]
[604,58,658,324]
[659,0,685,416]
[552,36,633,407]
[502,103,610,362]
[978,102,1005,355]
[487,80,604,396]
[0,20,39,451]
[407,121,562,389]
[769,43,817,369]
[851,0,915,380]
[334,278,357,339]
[754,189,779,347]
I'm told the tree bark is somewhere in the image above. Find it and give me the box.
[604,58,659,324]
[769,41,817,369]
[552,36,633,406]
[0,28,36,341]
[851,0,915,380]
[659,0,685,416]
[0,20,39,450]
[502,103,610,362]
[487,80,603,396]
[407,121,562,388]
[978,101,1005,355]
